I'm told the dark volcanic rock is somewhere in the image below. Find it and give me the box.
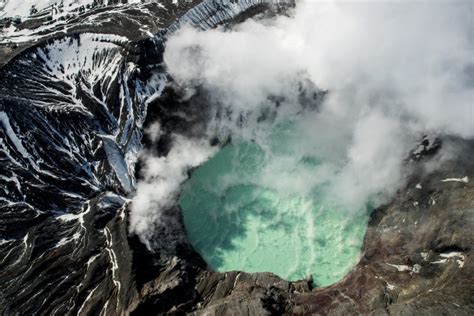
[0,1,296,315]
[1,0,472,315]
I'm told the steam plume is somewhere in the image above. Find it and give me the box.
[131,0,474,248]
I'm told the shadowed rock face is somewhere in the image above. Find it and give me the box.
[1,1,473,315]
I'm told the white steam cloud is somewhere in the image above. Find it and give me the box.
[130,135,216,249]
[131,0,474,248]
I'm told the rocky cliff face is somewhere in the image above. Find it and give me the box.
[0,29,153,316]
[0,0,472,315]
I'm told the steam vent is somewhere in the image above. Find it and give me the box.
[1,0,473,315]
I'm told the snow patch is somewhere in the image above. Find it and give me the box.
[104,227,121,311]
[1,0,95,18]
[431,252,465,268]
[441,176,469,183]
[386,262,421,274]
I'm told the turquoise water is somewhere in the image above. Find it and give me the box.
[179,120,369,286]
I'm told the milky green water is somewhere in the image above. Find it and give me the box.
[179,121,369,286]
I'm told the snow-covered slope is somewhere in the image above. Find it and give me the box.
[1,0,94,18]
[0,0,295,314]
[0,0,201,67]
[0,0,146,18]
[0,33,142,314]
